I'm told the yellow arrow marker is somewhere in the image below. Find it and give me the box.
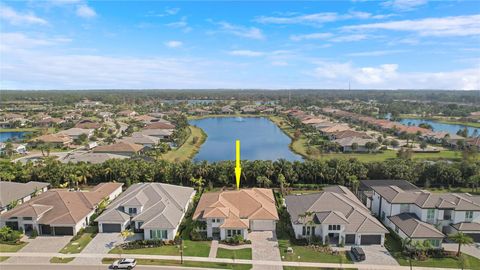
[235,140,241,190]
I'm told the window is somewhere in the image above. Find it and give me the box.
[466,211,474,220]
[128,208,137,215]
[395,226,399,233]
[22,217,32,220]
[150,229,168,239]
[427,209,435,220]
[381,211,386,221]
[137,222,143,229]
[227,229,242,237]
[302,226,306,236]
[306,226,311,235]
[328,225,340,230]
[429,239,440,247]
[400,204,409,213]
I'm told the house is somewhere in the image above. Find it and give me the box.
[318,124,352,135]
[193,188,279,240]
[59,152,128,164]
[370,184,480,245]
[75,119,102,129]
[221,105,234,114]
[35,117,64,127]
[0,183,122,235]
[0,181,50,213]
[75,99,105,108]
[358,180,420,209]
[137,129,173,140]
[58,128,94,140]
[96,183,195,240]
[0,143,27,155]
[285,186,388,246]
[33,134,73,147]
[144,122,175,130]
[329,130,371,140]
[120,133,160,148]
[333,137,378,152]
[466,137,480,150]
[97,111,113,121]
[117,110,137,117]
[134,115,158,125]
[93,142,144,156]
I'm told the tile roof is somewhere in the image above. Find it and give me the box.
[144,122,175,129]
[96,183,195,230]
[451,222,480,232]
[1,183,123,226]
[389,213,444,238]
[120,133,160,145]
[93,142,144,153]
[193,188,278,229]
[34,134,72,143]
[0,181,50,208]
[285,185,387,234]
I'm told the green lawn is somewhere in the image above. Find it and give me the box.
[50,257,74,263]
[385,234,480,269]
[216,248,252,260]
[0,242,27,253]
[277,240,352,264]
[284,268,357,270]
[102,258,251,270]
[110,240,211,257]
[0,256,8,262]
[59,232,95,254]
[162,126,207,162]
[427,187,480,195]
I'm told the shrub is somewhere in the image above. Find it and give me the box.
[0,226,22,243]
[120,239,165,250]
[30,229,38,239]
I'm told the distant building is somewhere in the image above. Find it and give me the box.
[0,181,50,213]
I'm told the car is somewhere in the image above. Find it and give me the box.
[350,246,366,261]
[111,258,137,269]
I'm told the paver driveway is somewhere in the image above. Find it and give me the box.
[249,231,282,270]
[72,232,142,264]
[351,245,399,266]
[444,243,480,259]
[6,236,72,264]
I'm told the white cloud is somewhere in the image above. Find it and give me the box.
[76,4,96,18]
[166,16,192,32]
[290,32,367,42]
[165,40,183,48]
[311,61,479,90]
[216,22,264,40]
[0,33,71,51]
[229,50,265,57]
[271,61,288,66]
[0,4,48,25]
[147,7,180,17]
[255,11,392,26]
[343,14,480,37]
[382,0,428,11]
[347,50,407,57]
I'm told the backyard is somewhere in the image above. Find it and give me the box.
[385,234,480,269]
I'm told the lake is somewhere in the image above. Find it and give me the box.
[0,131,28,142]
[190,117,303,162]
[400,118,478,136]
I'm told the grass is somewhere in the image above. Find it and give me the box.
[216,248,252,260]
[0,256,8,262]
[385,234,480,269]
[59,232,95,254]
[110,240,211,257]
[102,257,252,270]
[0,127,39,133]
[162,125,207,162]
[0,242,27,253]
[427,187,480,195]
[277,239,352,264]
[284,268,357,270]
[50,257,74,263]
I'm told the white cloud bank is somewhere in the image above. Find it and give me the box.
[76,4,96,18]
[0,4,48,25]
[164,40,183,48]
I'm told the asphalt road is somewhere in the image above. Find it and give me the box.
[0,264,220,270]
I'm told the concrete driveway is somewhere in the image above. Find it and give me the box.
[249,231,282,270]
[6,236,72,264]
[350,245,399,266]
[72,232,141,264]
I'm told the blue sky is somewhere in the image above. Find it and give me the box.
[0,0,479,90]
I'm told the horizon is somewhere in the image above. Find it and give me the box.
[1,0,479,90]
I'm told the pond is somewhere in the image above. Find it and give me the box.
[190,117,302,162]
[0,131,29,142]
[399,118,478,137]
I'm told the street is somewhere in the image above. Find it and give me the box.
[0,264,221,270]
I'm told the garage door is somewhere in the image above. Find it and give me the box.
[360,235,381,245]
[53,226,74,235]
[39,224,51,235]
[102,223,122,233]
[466,233,480,242]
[5,221,19,231]
[345,234,356,245]
[251,220,275,231]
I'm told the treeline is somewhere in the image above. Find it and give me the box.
[2,90,479,106]
[0,158,478,190]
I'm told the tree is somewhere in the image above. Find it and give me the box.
[391,139,400,148]
[39,143,52,157]
[256,176,272,188]
[3,142,14,158]
[278,173,289,195]
[190,176,205,192]
[449,232,474,256]
[365,142,379,153]
[420,141,428,151]
[351,143,358,152]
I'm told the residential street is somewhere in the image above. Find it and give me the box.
[0,264,220,270]
[5,236,72,264]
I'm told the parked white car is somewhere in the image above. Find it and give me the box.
[111,258,136,269]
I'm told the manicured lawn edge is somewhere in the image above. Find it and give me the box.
[102,257,252,270]
[50,257,74,264]
[162,125,207,162]
[216,248,252,260]
[59,232,95,254]
[0,242,27,253]
[109,240,211,257]
[278,239,353,264]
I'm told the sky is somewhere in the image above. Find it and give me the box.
[0,0,479,90]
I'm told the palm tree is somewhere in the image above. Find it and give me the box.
[256,176,272,188]
[119,229,134,257]
[449,232,474,256]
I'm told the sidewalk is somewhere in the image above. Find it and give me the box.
[0,252,467,270]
